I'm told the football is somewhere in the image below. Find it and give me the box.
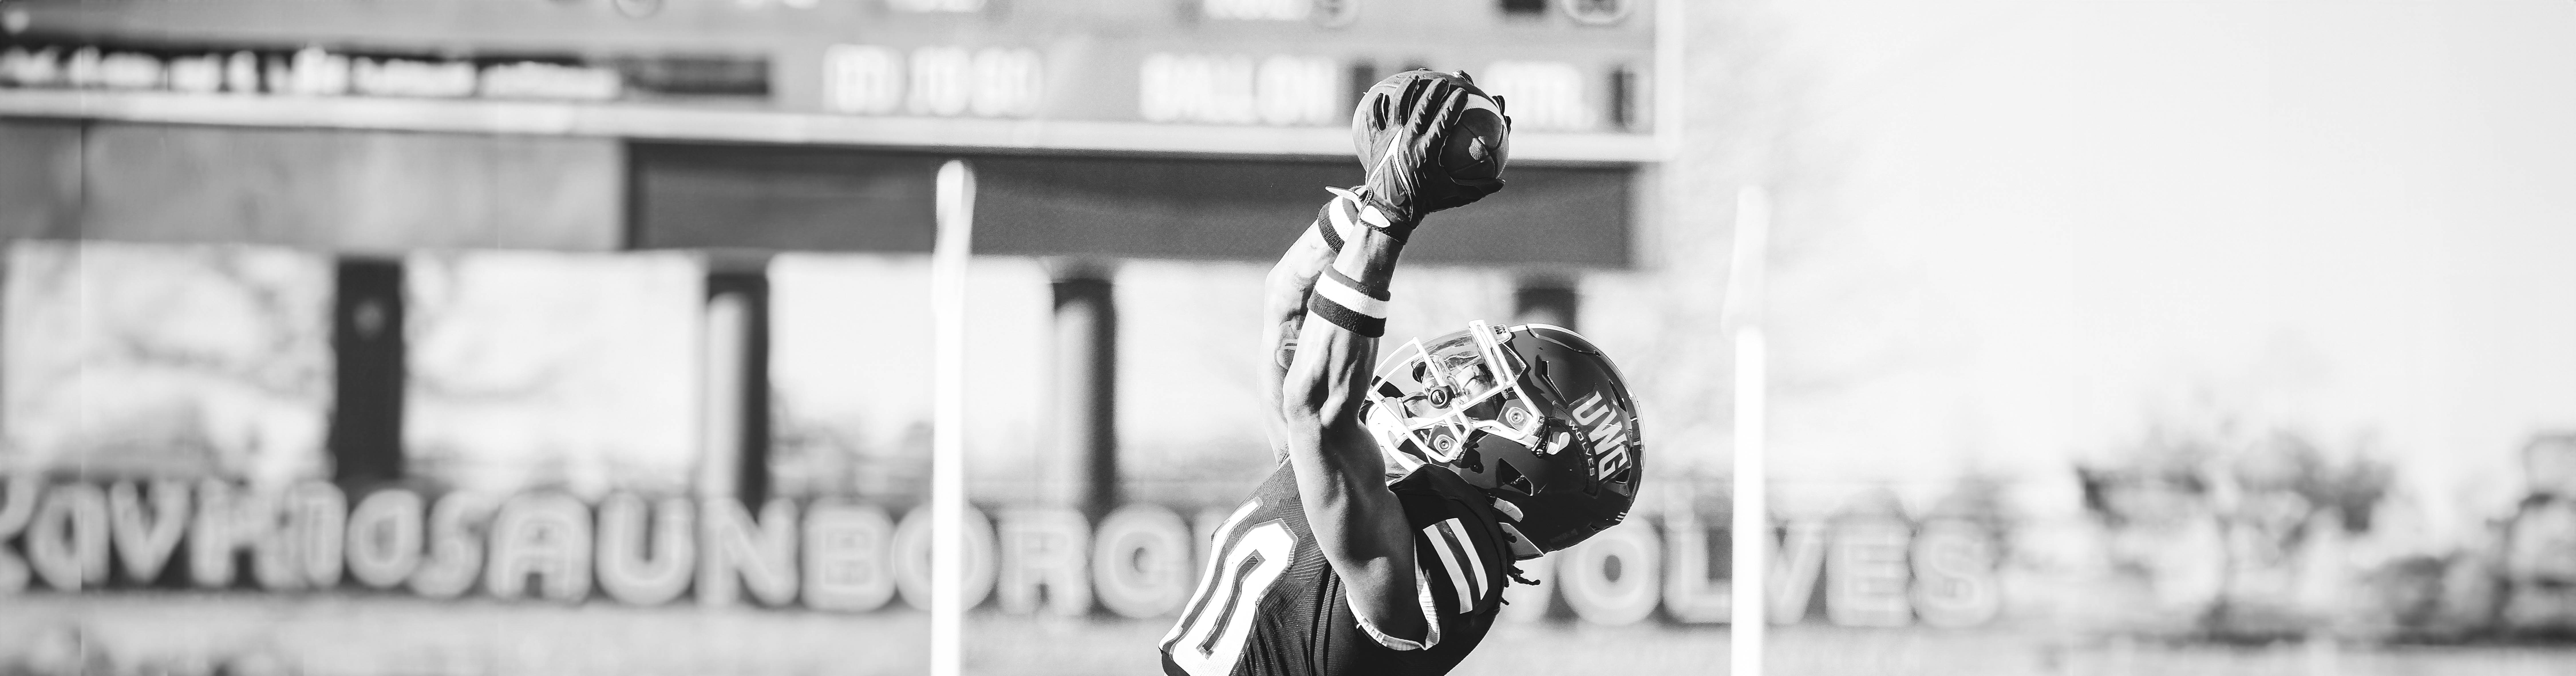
[1441,93,1511,182]
[1351,70,1511,187]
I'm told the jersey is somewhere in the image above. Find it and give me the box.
[1160,462,1513,676]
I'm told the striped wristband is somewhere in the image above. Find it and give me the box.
[1311,203,1346,253]
[1308,265,1390,337]
[1313,187,1407,248]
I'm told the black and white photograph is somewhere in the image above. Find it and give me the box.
[2,0,2574,674]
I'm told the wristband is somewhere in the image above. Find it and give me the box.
[1309,266,1390,337]
[1307,295,1386,338]
[1310,189,1369,252]
[1311,205,1345,253]
[1324,186,1415,241]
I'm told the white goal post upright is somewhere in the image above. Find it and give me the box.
[1726,186,1772,676]
[930,159,976,676]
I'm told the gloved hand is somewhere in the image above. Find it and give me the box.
[1347,70,1510,239]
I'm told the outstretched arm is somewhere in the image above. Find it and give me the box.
[1258,220,1338,462]
[1277,200,1425,644]
[1275,70,1503,649]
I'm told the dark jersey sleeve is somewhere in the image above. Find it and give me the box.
[1381,466,1516,640]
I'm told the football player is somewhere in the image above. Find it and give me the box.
[1158,70,1646,676]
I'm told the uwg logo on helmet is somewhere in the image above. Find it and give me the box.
[1571,391,1632,482]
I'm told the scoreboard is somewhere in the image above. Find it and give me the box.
[0,0,1658,161]
[0,0,1655,265]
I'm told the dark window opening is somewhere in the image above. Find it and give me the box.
[1608,65,1639,131]
[707,268,773,506]
[329,257,407,490]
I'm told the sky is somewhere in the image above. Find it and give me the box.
[1737,0,2576,531]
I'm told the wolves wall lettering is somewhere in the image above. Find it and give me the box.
[0,475,2001,628]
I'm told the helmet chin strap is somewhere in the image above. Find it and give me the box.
[1495,522,1545,560]
[1488,498,1546,559]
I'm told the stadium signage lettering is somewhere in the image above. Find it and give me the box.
[1,45,625,101]
[823,44,1044,117]
[1137,52,1341,126]
[1474,61,1599,132]
[0,476,2001,627]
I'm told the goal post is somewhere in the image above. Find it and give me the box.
[1726,185,1771,676]
[930,159,976,676]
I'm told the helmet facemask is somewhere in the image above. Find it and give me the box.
[1363,321,1642,557]
[1366,321,1546,469]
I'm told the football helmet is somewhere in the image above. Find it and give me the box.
[1361,321,1642,557]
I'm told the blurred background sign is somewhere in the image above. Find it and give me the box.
[8,0,2576,675]
[0,2,1673,675]
[2,0,1652,268]
[0,0,1655,159]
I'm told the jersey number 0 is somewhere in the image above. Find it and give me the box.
[1163,521,1296,676]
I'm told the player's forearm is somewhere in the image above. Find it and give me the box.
[1277,221,1428,645]
[1279,219,1403,434]
[1257,225,1338,457]
[1277,211,1413,565]
[1279,382,1426,643]
[1260,197,1371,381]
[1260,228,1336,369]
